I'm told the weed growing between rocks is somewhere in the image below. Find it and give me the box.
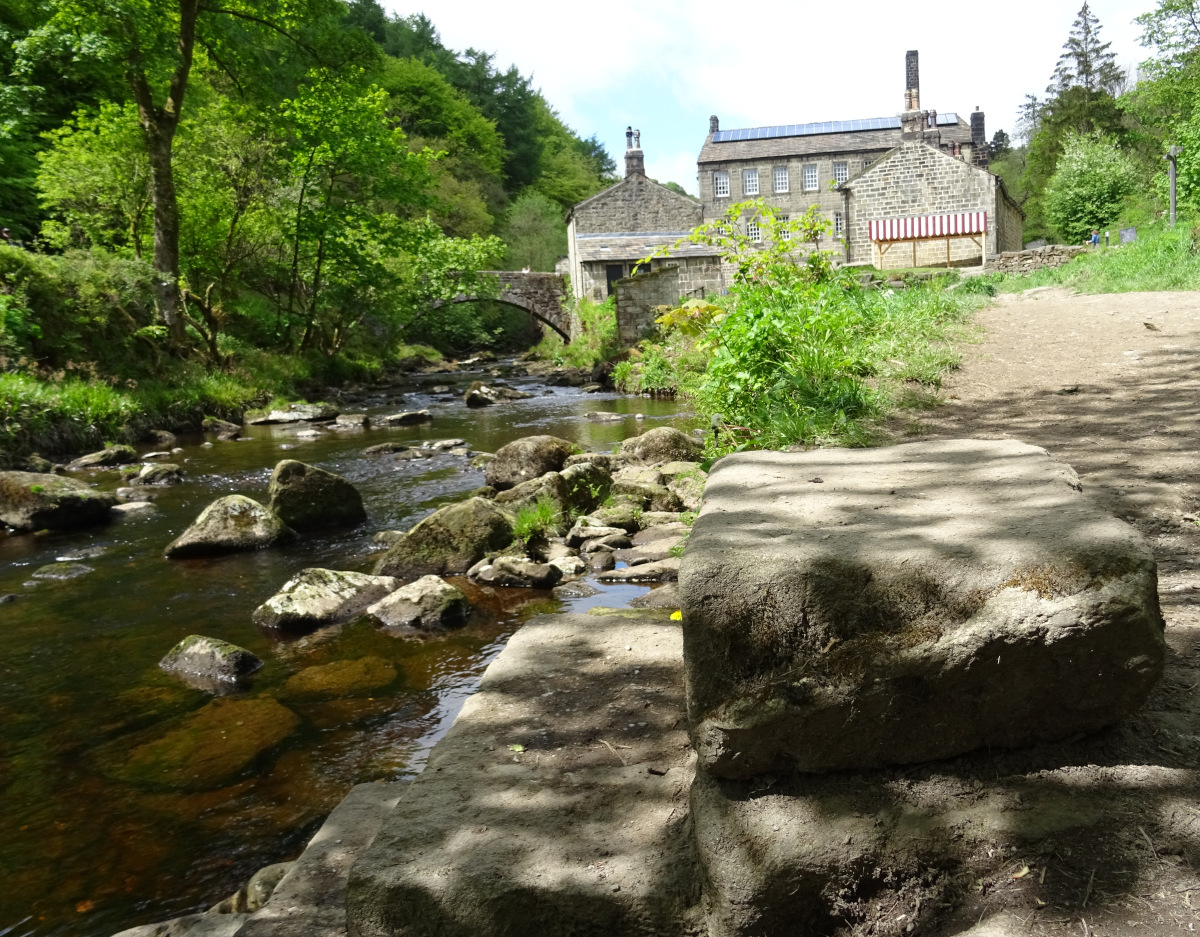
[530,296,621,370]
[512,495,563,543]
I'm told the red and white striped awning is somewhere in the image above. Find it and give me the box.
[868,212,987,242]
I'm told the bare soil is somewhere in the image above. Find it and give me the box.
[880,287,1200,936]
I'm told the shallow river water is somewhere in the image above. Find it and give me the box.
[0,366,695,937]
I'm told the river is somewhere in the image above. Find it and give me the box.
[0,364,694,937]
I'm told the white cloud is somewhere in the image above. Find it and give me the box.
[390,0,1153,194]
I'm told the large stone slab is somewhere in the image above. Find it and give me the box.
[680,439,1165,779]
[0,470,116,530]
[346,612,701,937]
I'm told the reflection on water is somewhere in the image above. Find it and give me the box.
[0,369,693,937]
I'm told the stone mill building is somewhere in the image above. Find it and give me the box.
[565,50,1023,340]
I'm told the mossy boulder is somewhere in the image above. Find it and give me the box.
[494,471,570,524]
[619,426,702,464]
[164,495,296,558]
[485,435,579,491]
[278,656,397,702]
[159,635,263,691]
[113,696,300,790]
[373,497,515,579]
[0,470,116,531]
[266,459,366,531]
[66,444,138,470]
[560,461,613,515]
[252,568,399,632]
[129,462,185,486]
[367,575,471,633]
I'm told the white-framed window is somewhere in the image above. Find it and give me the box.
[803,164,818,191]
[773,166,789,193]
[778,214,791,240]
[742,168,759,195]
[833,161,849,183]
[834,211,844,237]
[713,171,730,197]
[746,220,762,242]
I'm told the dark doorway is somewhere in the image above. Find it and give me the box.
[605,264,624,297]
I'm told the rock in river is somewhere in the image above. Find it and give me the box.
[619,426,702,464]
[66,444,138,470]
[485,435,578,491]
[367,575,471,633]
[111,696,300,790]
[159,634,263,690]
[252,568,399,632]
[164,495,296,558]
[279,656,397,702]
[0,471,116,531]
[247,403,339,424]
[267,459,366,531]
[681,439,1166,779]
[28,562,94,582]
[462,381,534,408]
[373,497,514,579]
[375,410,432,426]
[477,556,562,589]
[129,462,184,486]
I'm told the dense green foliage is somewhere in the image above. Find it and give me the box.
[531,297,621,369]
[1043,133,1139,242]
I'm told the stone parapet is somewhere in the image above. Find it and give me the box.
[986,244,1088,274]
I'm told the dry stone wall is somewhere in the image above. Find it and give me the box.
[986,244,1088,275]
[614,261,726,344]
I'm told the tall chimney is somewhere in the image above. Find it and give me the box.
[625,127,645,178]
[970,108,985,147]
[709,115,720,134]
[905,50,920,111]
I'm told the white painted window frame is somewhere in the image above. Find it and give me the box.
[833,161,849,183]
[742,168,759,196]
[714,171,730,197]
[773,166,789,193]
[803,164,819,192]
[746,220,762,242]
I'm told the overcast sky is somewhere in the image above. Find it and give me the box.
[385,1,1153,195]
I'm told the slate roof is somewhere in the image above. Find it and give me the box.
[574,232,720,263]
[697,115,975,164]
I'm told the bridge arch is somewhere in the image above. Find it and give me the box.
[448,271,572,343]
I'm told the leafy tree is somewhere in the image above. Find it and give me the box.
[1135,0,1200,69]
[500,190,566,271]
[1043,132,1138,242]
[988,130,1012,160]
[1049,4,1126,97]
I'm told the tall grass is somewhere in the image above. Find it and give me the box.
[531,297,621,369]
[993,221,1200,293]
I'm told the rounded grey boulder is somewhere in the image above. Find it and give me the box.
[485,435,578,491]
[129,463,184,486]
[159,634,263,690]
[165,495,296,558]
[367,575,472,633]
[373,497,515,579]
[619,426,702,464]
[252,568,399,632]
[267,459,366,531]
[66,444,138,470]
[0,471,116,531]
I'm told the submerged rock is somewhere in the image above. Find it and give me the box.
[67,444,138,470]
[252,568,399,632]
[144,429,178,447]
[164,495,296,558]
[596,558,680,583]
[29,562,93,581]
[247,403,338,425]
[202,416,241,440]
[113,696,300,790]
[619,426,702,464]
[159,634,263,691]
[367,575,471,633]
[0,471,116,531]
[375,410,432,426]
[552,580,601,599]
[485,435,578,491]
[279,656,397,702]
[267,459,366,531]
[129,462,184,486]
[111,500,159,519]
[681,439,1166,779]
[373,497,514,579]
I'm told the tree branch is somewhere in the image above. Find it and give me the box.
[197,5,324,64]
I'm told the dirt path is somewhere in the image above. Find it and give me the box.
[892,288,1200,936]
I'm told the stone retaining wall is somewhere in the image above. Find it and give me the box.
[986,244,1088,274]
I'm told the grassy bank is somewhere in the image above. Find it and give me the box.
[992,221,1200,293]
[613,269,990,451]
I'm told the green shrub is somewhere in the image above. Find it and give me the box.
[512,495,563,542]
[531,296,620,369]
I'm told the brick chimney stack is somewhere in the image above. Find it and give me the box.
[905,50,920,111]
[625,126,645,178]
[710,115,719,134]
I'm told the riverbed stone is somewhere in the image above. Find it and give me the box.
[67,444,138,470]
[376,409,432,426]
[165,495,296,558]
[111,913,250,937]
[267,459,366,531]
[629,582,681,609]
[477,556,562,589]
[462,381,534,407]
[130,462,184,486]
[564,452,630,473]
[279,656,397,702]
[666,474,705,511]
[345,612,700,937]
[493,471,569,525]
[29,561,93,581]
[484,435,578,490]
[113,696,300,790]
[620,426,702,464]
[247,403,338,424]
[335,413,369,428]
[145,429,178,447]
[560,460,612,515]
[252,568,399,632]
[587,502,642,533]
[681,440,1166,780]
[367,575,471,633]
[547,555,586,581]
[159,634,263,690]
[112,500,159,519]
[565,521,627,547]
[203,416,242,439]
[373,497,514,579]
[0,470,116,530]
[597,558,680,583]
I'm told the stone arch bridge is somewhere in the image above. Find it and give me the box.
[449,271,571,342]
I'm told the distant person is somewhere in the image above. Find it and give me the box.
[1090,229,1100,248]
[521,265,531,273]
[1,228,10,247]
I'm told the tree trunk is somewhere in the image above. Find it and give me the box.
[127,0,199,350]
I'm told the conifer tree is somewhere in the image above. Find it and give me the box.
[1048,4,1127,96]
